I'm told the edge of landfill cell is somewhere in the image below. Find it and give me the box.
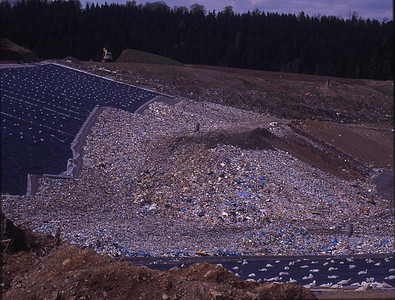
[23,63,175,196]
[26,105,104,195]
[126,252,395,267]
[51,62,175,98]
[25,95,176,196]
[134,95,179,114]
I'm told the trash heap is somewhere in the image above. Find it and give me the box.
[2,99,394,257]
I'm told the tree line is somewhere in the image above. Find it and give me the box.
[0,0,393,80]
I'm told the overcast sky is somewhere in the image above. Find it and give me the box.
[83,0,393,21]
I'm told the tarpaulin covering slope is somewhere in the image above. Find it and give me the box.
[1,63,171,195]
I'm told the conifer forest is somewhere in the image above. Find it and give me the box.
[0,0,393,80]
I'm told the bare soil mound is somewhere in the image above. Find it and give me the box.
[62,56,81,65]
[0,38,38,61]
[173,127,276,151]
[173,124,369,180]
[1,214,316,299]
[1,213,57,256]
[117,49,183,66]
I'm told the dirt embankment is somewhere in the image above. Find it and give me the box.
[81,61,393,176]
[83,61,393,125]
[1,213,316,299]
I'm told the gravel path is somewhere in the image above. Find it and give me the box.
[2,99,394,258]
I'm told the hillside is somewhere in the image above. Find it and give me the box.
[86,61,393,125]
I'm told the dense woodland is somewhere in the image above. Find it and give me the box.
[0,0,393,80]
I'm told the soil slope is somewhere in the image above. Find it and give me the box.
[1,214,315,299]
[84,61,393,126]
[83,61,393,172]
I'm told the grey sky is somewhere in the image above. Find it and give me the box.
[82,0,393,21]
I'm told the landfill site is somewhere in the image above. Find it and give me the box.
[1,58,394,299]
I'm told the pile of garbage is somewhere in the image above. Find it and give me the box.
[2,100,394,258]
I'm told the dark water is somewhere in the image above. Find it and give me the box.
[1,63,162,195]
[128,254,395,288]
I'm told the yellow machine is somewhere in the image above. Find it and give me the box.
[102,47,112,62]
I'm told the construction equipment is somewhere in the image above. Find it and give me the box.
[102,47,112,62]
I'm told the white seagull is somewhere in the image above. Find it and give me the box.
[346,257,354,262]
[319,282,333,288]
[279,272,289,276]
[358,269,368,275]
[337,278,351,285]
[303,273,314,280]
[303,281,317,288]
[309,269,320,273]
[266,276,282,282]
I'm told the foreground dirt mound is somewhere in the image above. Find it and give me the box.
[2,245,316,300]
[1,214,316,299]
[1,213,58,255]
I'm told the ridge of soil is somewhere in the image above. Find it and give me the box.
[1,214,316,299]
[83,61,393,125]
